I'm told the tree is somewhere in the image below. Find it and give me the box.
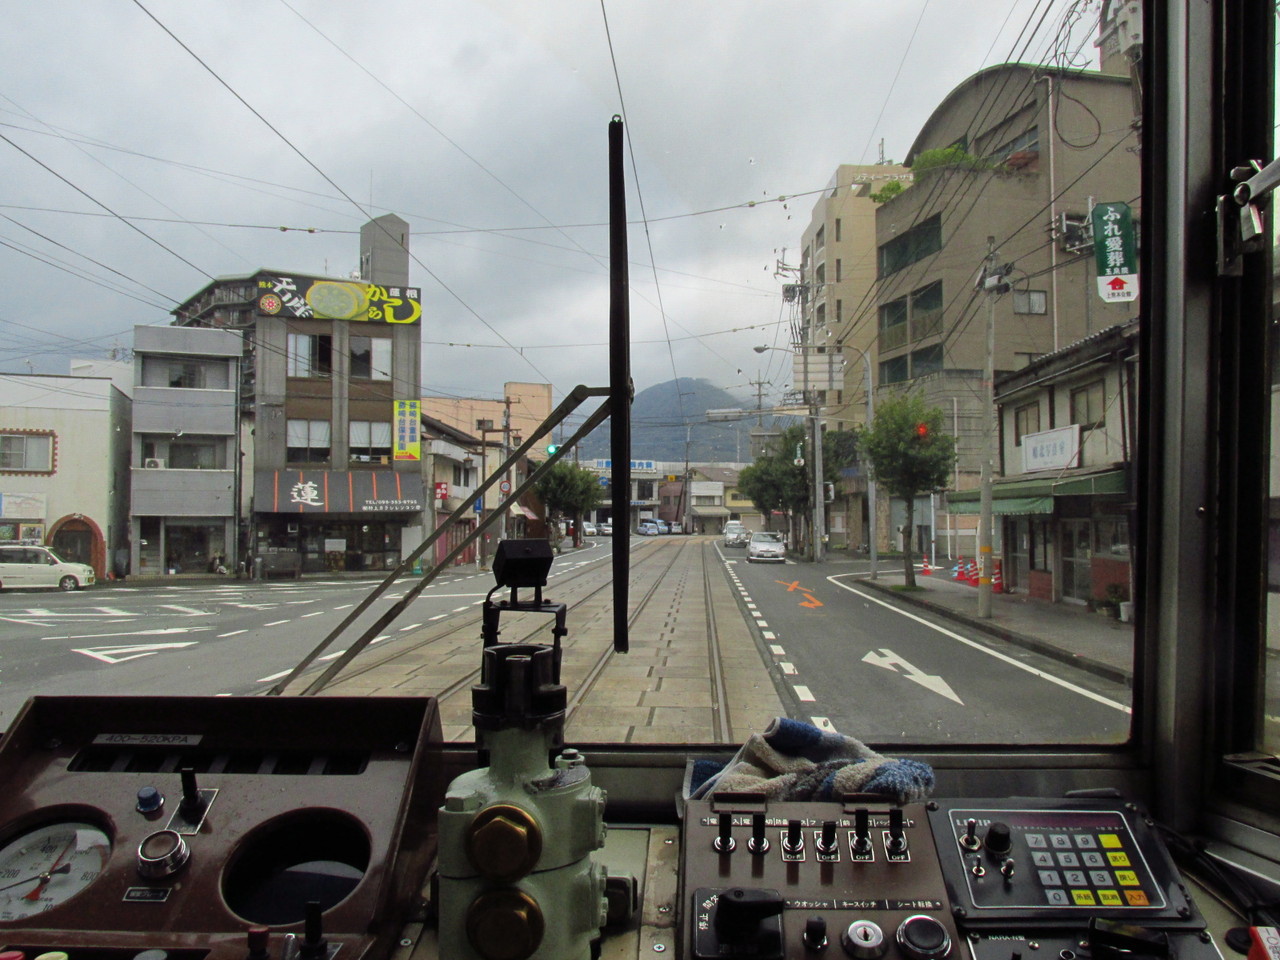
[534,461,604,551]
[859,393,957,587]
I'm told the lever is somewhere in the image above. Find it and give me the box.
[818,820,838,856]
[961,818,981,851]
[246,926,270,960]
[1087,918,1169,960]
[178,768,205,820]
[887,808,907,854]
[298,901,329,960]
[784,818,804,854]
[853,808,872,854]
[714,811,735,853]
[714,888,785,941]
[749,813,769,855]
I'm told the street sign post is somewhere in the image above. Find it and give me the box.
[1092,201,1139,302]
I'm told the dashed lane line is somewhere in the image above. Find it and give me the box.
[263,620,290,627]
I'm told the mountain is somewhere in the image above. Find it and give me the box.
[575,377,790,464]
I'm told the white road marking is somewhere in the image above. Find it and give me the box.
[399,623,422,631]
[160,605,210,616]
[793,685,816,702]
[862,648,964,705]
[811,716,837,732]
[371,635,392,643]
[429,614,446,621]
[762,631,776,640]
[827,576,1131,714]
[780,662,797,675]
[334,604,354,610]
[73,641,199,663]
[217,630,248,637]
[452,606,471,613]
[257,669,292,683]
[301,611,325,618]
[263,620,290,627]
[319,650,348,661]
[769,644,786,656]
[49,626,208,640]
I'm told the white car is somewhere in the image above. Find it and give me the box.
[0,545,96,591]
[637,521,661,536]
[746,531,787,563]
[581,521,597,536]
[597,522,613,535]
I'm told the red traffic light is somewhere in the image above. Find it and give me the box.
[915,422,929,438]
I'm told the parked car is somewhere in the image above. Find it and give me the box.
[581,521,597,536]
[637,520,661,536]
[655,519,671,534]
[597,521,613,535]
[746,531,787,563]
[0,545,96,591]
[723,521,750,547]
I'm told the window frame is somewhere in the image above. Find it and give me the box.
[285,419,331,464]
[0,431,54,473]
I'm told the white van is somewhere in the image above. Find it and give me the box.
[0,545,96,591]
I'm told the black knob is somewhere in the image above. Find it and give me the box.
[853,808,872,853]
[715,811,735,853]
[985,822,1012,857]
[247,926,271,960]
[714,888,785,941]
[299,901,328,960]
[896,915,952,960]
[786,819,804,852]
[178,768,205,820]
[804,916,828,951]
[887,808,906,854]
[749,813,770,855]
[819,820,837,854]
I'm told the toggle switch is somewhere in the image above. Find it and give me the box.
[178,768,206,820]
[748,813,770,855]
[298,901,329,960]
[886,808,907,855]
[960,818,981,851]
[818,820,838,856]
[1001,858,1015,881]
[715,811,736,853]
[784,819,804,855]
[853,808,873,855]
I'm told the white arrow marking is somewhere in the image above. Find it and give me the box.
[159,604,211,616]
[52,626,209,641]
[73,641,199,663]
[861,648,965,705]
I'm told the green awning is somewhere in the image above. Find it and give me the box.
[692,505,731,518]
[946,496,1054,516]
[946,469,1127,509]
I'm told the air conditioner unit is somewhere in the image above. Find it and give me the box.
[143,458,166,469]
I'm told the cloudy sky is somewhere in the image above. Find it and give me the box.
[0,1,1099,406]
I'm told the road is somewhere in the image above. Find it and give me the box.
[0,541,613,730]
[717,544,1133,746]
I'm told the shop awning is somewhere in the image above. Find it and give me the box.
[692,506,731,518]
[255,470,425,514]
[508,504,539,520]
[944,468,1127,515]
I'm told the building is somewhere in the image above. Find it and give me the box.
[872,59,1140,557]
[422,413,480,567]
[946,321,1136,605]
[129,325,243,576]
[172,215,430,575]
[422,383,553,452]
[0,372,130,579]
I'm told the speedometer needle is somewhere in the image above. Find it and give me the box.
[0,862,71,896]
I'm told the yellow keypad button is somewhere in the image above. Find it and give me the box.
[1106,852,1131,867]
[1125,890,1151,906]
[1071,890,1098,906]
[1098,890,1123,907]
[1115,870,1140,886]
[1099,834,1123,848]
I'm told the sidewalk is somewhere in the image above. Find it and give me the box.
[846,564,1135,686]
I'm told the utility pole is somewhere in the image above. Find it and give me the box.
[977,238,1006,619]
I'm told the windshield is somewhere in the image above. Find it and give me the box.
[0,2,1143,747]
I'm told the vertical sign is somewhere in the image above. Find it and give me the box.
[393,400,421,461]
[1092,202,1139,302]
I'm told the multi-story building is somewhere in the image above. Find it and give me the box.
[872,59,1140,557]
[129,325,243,576]
[0,373,130,579]
[172,215,430,574]
[422,382,553,451]
[947,321,1136,607]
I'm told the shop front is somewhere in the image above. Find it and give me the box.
[254,469,426,574]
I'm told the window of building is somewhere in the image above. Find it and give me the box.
[834,219,841,243]
[910,344,944,378]
[169,439,226,469]
[287,334,333,378]
[1030,519,1052,571]
[452,462,474,487]
[286,419,331,463]
[1014,402,1041,445]
[879,297,908,331]
[1013,289,1048,314]
[878,214,942,277]
[836,299,842,323]
[636,480,655,500]
[879,354,909,385]
[989,125,1039,164]
[835,259,842,282]
[1070,380,1106,430]
[815,263,826,287]
[815,224,825,251]
[0,432,53,472]
[350,337,392,380]
[349,421,392,462]
[141,357,229,389]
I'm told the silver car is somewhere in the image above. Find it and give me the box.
[746,531,786,563]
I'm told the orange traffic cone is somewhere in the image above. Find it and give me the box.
[921,556,933,575]
[965,560,979,585]
[951,558,964,580]
[992,560,1004,594]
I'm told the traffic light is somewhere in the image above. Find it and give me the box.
[823,482,835,503]
[915,422,930,439]
[546,443,560,456]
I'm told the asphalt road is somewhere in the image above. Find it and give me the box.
[716,544,1133,746]
[0,541,613,730]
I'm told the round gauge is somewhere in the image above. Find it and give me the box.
[0,821,111,922]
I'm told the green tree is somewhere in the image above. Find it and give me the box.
[870,180,905,203]
[534,460,604,551]
[859,393,957,587]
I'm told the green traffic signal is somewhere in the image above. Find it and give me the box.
[546,444,560,455]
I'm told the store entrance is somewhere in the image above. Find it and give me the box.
[297,520,402,573]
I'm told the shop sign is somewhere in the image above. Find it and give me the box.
[435,482,449,500]
[256,274,421,324]
[256,470,425,513]
[394,400,421,461]
[1022,424,1080,472]
[0,492,46,519]
[1092,202,1139,302]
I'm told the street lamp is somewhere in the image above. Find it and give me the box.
[753,344,878,578]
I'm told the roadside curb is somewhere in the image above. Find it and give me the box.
[851,577,1134,688]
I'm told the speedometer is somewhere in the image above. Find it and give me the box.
[0,821,111,921]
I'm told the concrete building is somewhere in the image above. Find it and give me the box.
[0,373,130,578]
[172,214,430,575]
[129,325,243,576]
[947,321,1136,607]
[422,382,553,452]
[873,60,1140,558]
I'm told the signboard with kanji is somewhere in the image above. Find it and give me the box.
[1092,202,1139,302]
[256,274,422,324]
[393,400,421,461]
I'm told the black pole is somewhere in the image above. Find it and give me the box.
[609,116,630,654]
